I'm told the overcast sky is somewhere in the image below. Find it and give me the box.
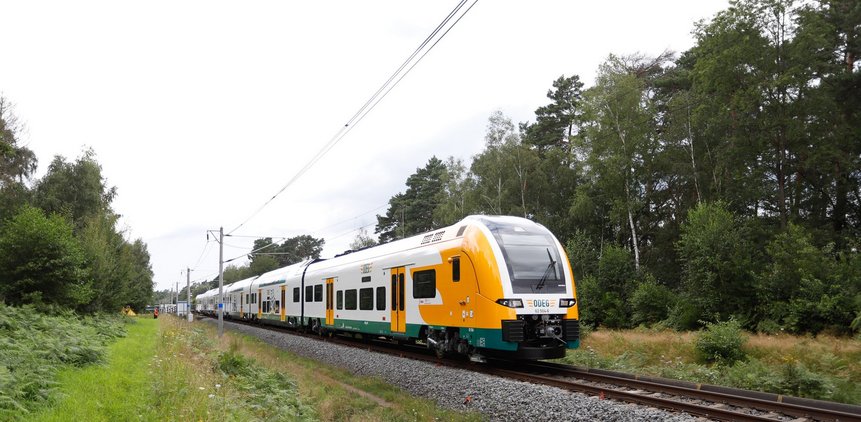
[2,0,728,292]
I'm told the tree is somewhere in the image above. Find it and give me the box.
[0,96,37,187]
[376,157,447,242]
[250,234,324,268]
[349,227,377,250]
[521,75,584,154]
[577,52,674,270]
[0,206,90,307]
[33,150,116,229]
[433,156,477,226]
[676,202,756,323]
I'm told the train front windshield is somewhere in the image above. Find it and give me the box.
[482,219,567,294]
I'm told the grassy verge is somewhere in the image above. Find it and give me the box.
[29,318,156,421]
[559,328,861,404]
[0,304,128,420]
[214,326,483,422]
[32,314,481,421]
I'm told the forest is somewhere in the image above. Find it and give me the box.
[374,0,860,335]
[0,97,154,312]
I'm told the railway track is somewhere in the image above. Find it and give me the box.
[200,315,861,422]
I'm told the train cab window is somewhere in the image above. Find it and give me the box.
[314,284,323,302]
[376,287,385,311]
[336,290,343,310]
[293,287,300,303]
[345,289,357,310]
[413,270,436,299]
[359,288,373,310]
[305,286,313,302]
[452,256,460,282]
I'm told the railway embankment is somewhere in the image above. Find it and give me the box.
[12,311,482,421]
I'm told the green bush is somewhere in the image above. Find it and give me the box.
[667,299,701,330]
[780,361,834,399]
[695,319,747,364]
[630,274,677,326]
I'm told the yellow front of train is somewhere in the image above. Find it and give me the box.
[459,215,580,360]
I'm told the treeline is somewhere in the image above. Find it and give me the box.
[0,97,153,312]
[375,0,861,335]
[176,235,326,301]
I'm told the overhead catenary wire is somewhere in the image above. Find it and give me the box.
[183,1,479,289]
[226,0,479,236]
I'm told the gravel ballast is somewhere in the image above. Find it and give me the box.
[205,319,698,422]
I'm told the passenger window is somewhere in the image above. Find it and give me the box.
[452,256,460,282]
[337,290,343,310]
[345,289,357,310]
[305,286,313,302]
[359,288,373,310]
[293,287,300,303]
[274,300,280,311]
[376,287,385,311]
[314,284,323,302]
[413,270,436,299]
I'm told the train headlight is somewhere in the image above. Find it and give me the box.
[496,298,524,308]
[559,298,577,308]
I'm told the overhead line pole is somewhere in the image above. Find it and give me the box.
[206,227,225,337]
[187,267,192,322]
[218,227,224,337]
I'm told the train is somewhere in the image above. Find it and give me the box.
[195,215,580,361]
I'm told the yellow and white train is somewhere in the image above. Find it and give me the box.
[196,215,580,360]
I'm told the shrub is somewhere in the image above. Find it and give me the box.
[695,319,747,364]
[667,299,701,330]
[630,274,677,326]
[780,361,834,399]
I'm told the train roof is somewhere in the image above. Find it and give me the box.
[253,259,314,288]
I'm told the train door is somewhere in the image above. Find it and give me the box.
[280,286,286,322]
[325,278,334,326]
[390,267,406,334]
[257,288,263,319]
[240,293,244,318]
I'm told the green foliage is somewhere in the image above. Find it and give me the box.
[676,202,755,323]
[0,96,37,187]
[215,351,316,421]
[348,227,378,250]
[779,360,834,399]
[695,319,747,364]
[0,205,90,307]
[630,274,677,326]
[0,305,127,418]
[376,156,448,242]
[33,151,116,230]
[758,224,860,334]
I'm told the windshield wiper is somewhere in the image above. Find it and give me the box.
[534,248,557,291]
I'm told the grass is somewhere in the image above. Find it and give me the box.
[29,318,156,422]
[199,321,484,422]
[28,314,482,421]
[559,327,861,404]
[0,304,129,420]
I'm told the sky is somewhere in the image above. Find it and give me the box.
[1,0,729,292]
